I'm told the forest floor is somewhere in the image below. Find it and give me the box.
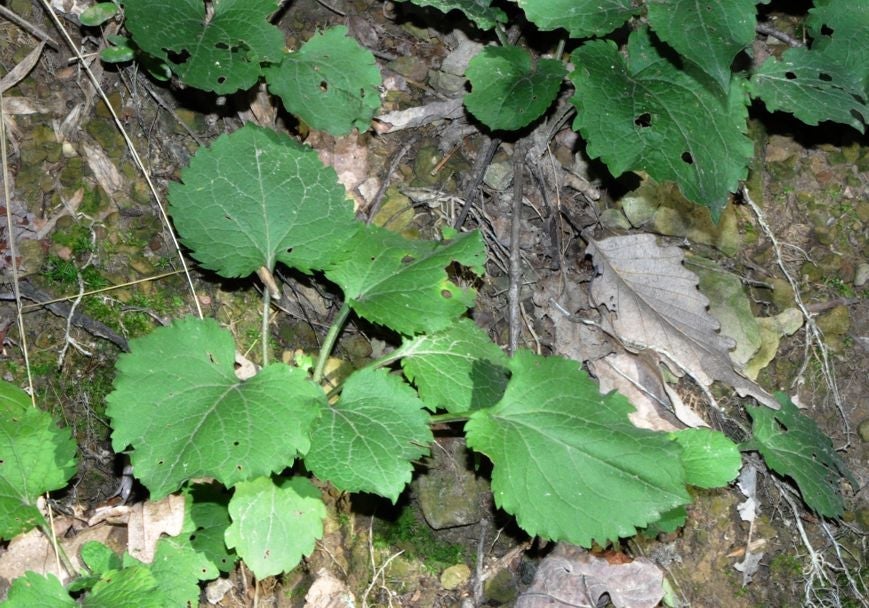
[0,1,866,607]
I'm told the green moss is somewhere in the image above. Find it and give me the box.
[374,506,467,572]
[52,222,95,255]
[769,553,802,578]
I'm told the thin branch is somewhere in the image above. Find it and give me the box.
[508,141,528,355]
[0,4,59,49]
[756,23,804,47]
[365,135,418,224]
[453,135,500,229]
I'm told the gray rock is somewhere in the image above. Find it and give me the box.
[417,438,487,529]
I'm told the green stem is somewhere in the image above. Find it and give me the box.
[428,412,471,424]
[313,302,351,384]
[554,38,566,62]
[261,287,271,366]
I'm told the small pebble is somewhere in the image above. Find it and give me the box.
[854,262,869,287]
[440,564,471,590]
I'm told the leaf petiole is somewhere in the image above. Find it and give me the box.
[313,302,351,384]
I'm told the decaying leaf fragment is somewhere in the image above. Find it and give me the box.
[588,234,779,409]
[516,544,665,608]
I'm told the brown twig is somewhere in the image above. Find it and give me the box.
[1,281,129,351]
[756,23,804,47]
[364,135,418,224]
[508,140,528,355]
[0,4,59,50]
[453,135,500,229]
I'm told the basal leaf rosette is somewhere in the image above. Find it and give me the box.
[570,28,754,219]
[0,382,77,539]
[395,319,509,413]
[225,476,326,578]
[464,46,566,131]
[266,26,381,135]
[168,124,358,277]
[326,225,486,335]
[304,368,433,502]
[123,0,286,94]
[106,317,326,499]
[465,351,690,546]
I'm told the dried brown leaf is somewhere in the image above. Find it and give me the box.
[588,234,779,409]
[517,544,665,608]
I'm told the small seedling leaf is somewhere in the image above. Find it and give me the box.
[742,393,856,517]
[647,0,757,91]
[0,381,77,539]
[465,351,689,546]
[106,317,326,499]
[225,476,326,578]
[3,572,75,607]
[79,3,119,27]
[671,428,741,489]
[99,45,134,64]
[266,26,381,135]
[517,0,640,37]
[169,123,358,278]
[304,368,432,502]
[465,46,565,131]
[122,0,285,94]
[326,225,485,335]
[570,28,754,219]
[396,318,509,413]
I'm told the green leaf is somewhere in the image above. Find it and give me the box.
[464,46,565,131]
[149,536,219,608]
[123,0,285,94]
[83,566,163,608]
[0,382,77,539]
[465,351,689,546]
[570,29,754,219]
[517,0,640,38]
[81,540,123,576]
[265,26,381,135]
[168,123,358,277]
[642,506,687,536]
[395,318,509,413]
[396,0,506,30]
[671,428,741,489]
[747,0,867,132]
[748,48,867,133]
[326,225,486,335]
[106,317,326,499]
[79,2,119,27]
[99,45,135,64]
[742,393,855,518]
[3,572,75,607]
[304,368,433,502]
[806,0,869,95]
[187,483,236,573]
[646,0,757,90]
[225,476,326,578]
